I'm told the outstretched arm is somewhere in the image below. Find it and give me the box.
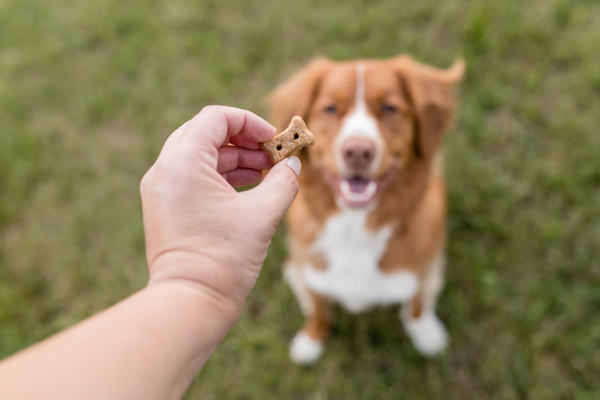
[0,106,301,400]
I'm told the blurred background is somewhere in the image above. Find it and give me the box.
[1,0,599,398]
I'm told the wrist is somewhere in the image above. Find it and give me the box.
[146,250,250,321]
[147,278,243,326]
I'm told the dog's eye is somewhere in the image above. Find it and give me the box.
[382,104,397,114]
[324,105,337,114]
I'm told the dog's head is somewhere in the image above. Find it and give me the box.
[268,56,464,208]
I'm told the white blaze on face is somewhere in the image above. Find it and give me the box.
[335,63,383,175]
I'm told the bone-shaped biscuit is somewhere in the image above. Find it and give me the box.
[260,116,315,164]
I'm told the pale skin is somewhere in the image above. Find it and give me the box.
[0,106,302,400]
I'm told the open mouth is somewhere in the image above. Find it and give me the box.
[323,168,395,208]
[341,177,378,204]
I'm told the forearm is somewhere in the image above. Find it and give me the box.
[0,280,238,400]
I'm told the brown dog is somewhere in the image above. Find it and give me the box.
[268,55,464,364]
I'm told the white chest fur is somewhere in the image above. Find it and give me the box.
[303,208,417,313]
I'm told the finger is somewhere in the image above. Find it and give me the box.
[221,168,264,188]
[217,146,273,173]
[229,134,262,150]
[220,133,267,149]
[179,106,276,155]
[245,156,301,223]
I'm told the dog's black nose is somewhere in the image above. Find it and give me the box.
[342,137,375,171]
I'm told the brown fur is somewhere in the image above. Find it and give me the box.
[269,55,463,339]
[303,292,331,341]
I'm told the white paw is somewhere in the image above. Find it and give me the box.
[402,312,448,357]
[289,331,323,365]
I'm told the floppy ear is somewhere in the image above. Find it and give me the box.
[267,57,334,132]
[392,56,465,159]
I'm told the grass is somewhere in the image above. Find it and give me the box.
[1,0,600,398]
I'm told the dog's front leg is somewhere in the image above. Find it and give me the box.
[400,252,448,357]
[289,288,331,365]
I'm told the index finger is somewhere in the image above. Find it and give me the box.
[180,106,277,152]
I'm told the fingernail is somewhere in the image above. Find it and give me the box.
[286,156,301,177]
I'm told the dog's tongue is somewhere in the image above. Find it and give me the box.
[347,177,370,193]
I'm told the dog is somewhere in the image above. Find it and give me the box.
[267,55,464,365]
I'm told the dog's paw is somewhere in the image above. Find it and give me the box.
[289,331,323,365]
[402,312,448,357]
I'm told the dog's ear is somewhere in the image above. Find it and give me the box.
[392,56,465,159]
[267,57,334,131]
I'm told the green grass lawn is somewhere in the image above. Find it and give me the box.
[1,0,600,398]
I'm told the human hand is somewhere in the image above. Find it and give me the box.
[140,106,301,317]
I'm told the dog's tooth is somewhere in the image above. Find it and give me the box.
[366,181,377,197]
[340,180,351,197]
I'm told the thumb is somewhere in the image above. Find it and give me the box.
[246,156,301,224]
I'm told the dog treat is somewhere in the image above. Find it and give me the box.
[260,116,315,164]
